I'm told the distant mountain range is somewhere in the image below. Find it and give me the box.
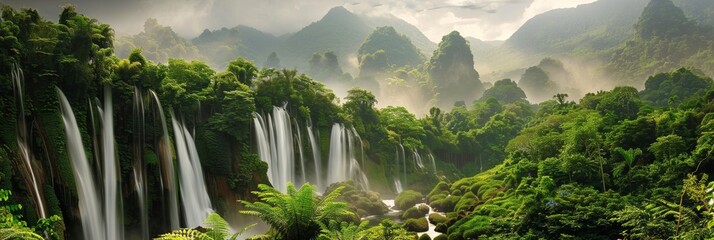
[116,0,714,88]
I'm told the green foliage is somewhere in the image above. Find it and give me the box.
[317,220,368,240]
[394,190,423,210]
[640,68,713,107]
[481,79,526,104]
[323,181,388,217]
[154,213,253,240]
[240,183,353,240]
[361,220,415,240]
[519,66,557,103]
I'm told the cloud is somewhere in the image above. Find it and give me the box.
[0,0,596,41]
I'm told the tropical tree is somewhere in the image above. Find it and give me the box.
[240,183,353,240]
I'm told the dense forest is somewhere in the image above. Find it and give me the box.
[0,0,713,239]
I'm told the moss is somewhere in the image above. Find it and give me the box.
[323,181,389,217]
[428,193,446,203]
[447,215,492,239]
[430,195,459,212]
[427,181,449,202]
[403,217,428,232]
[454,192,477,212]
[428,213,448,225]
[435,223,448,233]
[434,234,448,240]
[402,206,428,219]
[395,190,423,210]
[419,234,432,240]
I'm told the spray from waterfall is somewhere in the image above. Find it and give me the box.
[307,120,323,190]
[11,64,47,220]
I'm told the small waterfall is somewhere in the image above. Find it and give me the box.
[132,87,148,240]
[400,144,406,188]
[11,64,46,219]
[101,86,123,240]
[394,179,403,193]
[170,112,213,227]
[150,90,179,230]
[428,153,437,173]
[293,119,307,186]
[306,121,323,190]
[412,149,425,170]
[57,88,104,239]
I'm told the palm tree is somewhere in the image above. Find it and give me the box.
[240,182,353,240]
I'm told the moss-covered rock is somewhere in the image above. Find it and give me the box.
[419,233,432,240]
[395,190,423,210]
[427,181,449,203]
[430,195,459,212]
[434,234,448,240]
[454,192,478,212]
[403,217,429,232]
[435,223,448,233]
[402,204,429,219]
[428,213,448,225]
[324,181,389,217]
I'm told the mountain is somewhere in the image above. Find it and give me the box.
[427,31,484,108]
[361,14,437,57]
[358,26,424,72]
[192,25,281,69]
[114,18,204,63]
[278,6,372,72]
[607,0,714,85]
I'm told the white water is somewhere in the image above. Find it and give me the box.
[170,113,213,228]
[428,153,437,173]
[12,65,46,219]
[306,121,323,190]
[253,106,294,192]
[102,86,122,240]
[132,87,148,240]
[293,119,307,186]
[327,124,369,190]
[150,90,180,230]
[58,89,105,240]
[413,148,425,170]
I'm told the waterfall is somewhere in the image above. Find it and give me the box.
[428,153,437,173]
[102,86,123,240]
[132,87,148,240]
[306,121,323,190]
[293,119,307,186]
[11,64,46,219]
[57,88,104,240]
[150,90,180,230]
[327,124,369,190]
[400,144,406,188]
[412,149,425,170]
[253,106,295,192]
[170,113,213,227]
[394,179,403,193]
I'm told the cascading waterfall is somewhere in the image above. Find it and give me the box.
[57,88,105,240]
[170,112,213,227]
[101,86,123,240]
[150,90,180,230]
[327,124,369,190]
[253,106,369,192]
[394,148,403,193]
[253,106,294,192]
[306,120,323,190]
[132,87,148,240]
[11,64,47,219]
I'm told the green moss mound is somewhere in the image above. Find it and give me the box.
[403,217,429,232]
[395,190,423,210]
[428,213,448,225]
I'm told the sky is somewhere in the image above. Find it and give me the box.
[0,0,596,41]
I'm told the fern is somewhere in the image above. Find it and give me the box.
[155,228,212,240]
[0,227,45,240]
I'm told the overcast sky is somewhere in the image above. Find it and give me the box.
[1,0,596,41]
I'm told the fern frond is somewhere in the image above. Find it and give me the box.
[0,227,45,240]
[154,228,212,240]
